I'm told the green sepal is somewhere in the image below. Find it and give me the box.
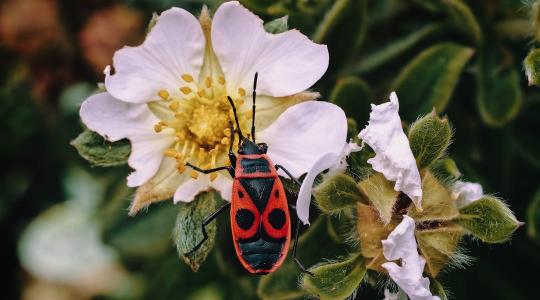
[391,42,474,121]
[302,254,366,300]
[476,45,522,127]
[430,157,461,182]
[71,129,131,167]
[314,174,368,214]
[408,109,453,169]
[347,118,359,142]
[524,49,540,87]
[264,16,289,33]
[415,224,463,277]
[430,278,449,300]
[358,172,399,224]
[174,191,224,272]
[329,76,371,126]
[457,196,520,243]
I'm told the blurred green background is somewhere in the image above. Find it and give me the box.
[1,0,539,299]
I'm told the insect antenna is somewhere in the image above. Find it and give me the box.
[251,72,258,143]
[227,96,244,146]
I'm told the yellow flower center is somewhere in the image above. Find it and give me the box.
[148,74,249,181]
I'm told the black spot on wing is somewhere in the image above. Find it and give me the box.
[268,209,286,230]
[235,209,255,230]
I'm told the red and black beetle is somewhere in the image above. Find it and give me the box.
[186,73,312,275]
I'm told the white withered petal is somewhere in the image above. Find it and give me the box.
[451,180,483,208]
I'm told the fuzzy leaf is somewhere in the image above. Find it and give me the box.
[174,191,224,272]
[476,45,523,127]
[457,196,520,243]
[527,188,540,244]
[302,254,366,300]
[358,172,399,224]
[392,42,474,121]
[523,48,540,86]
[347,118,359,141]
[408,171,459,222]
[330,76,371,126]
[312,0,352,43]
[314,174,368,213]
[430,278,449,300]
[430,157,461,182]
[408,110,453,169]
[444,0,482,45]
[104,203,176,258]
[264,16,288,33]
[352,23,445,74]
[415,224,463,277]
[71,129,131,167]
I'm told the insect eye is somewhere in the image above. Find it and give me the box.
[268,209,286,230]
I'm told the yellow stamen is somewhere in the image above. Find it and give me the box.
[218,76,225,85]
[190,171,199,179]
[158,90,169,100]
[237,99,245,106]
[180,86,192,95]
[177,163,186,173]
[205,77,212,88]
[164,149,177,157]
[168,101,179,111]
[210,173,218,181]
[221,137,230,145]
[154,124,163,133]
[197,89,205,97]
[238,88,246,97]
[223,128,231,137]
[181,74,194,83]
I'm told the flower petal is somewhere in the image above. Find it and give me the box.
[211,1,328,97]
[174,174,233,203]
[381,216,440,300]
[105,7,204,103]
[358,92,423,210]
[257,101,348,178]
[80,93,175,187]
[296,152,340,225]
[451,180,483,208]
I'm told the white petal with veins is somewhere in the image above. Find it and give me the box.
[174,174,233,203]
[211,1,328,97]
[80,93,176,187]
[382,216,440,300]
[358,92,423,210]
[105,7,205,103]
[451,180,483,208]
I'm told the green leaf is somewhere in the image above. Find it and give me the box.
[314,174,368,214]
[408,109,453,169]
[174,191,224,272]
[527,188,540,244]
[58,82,94,115]
[430,278,449,300]
[312,0,351,43]
[523,48,540,86]
[391,42,474,121]
[264,16,289,33]
[329,76,371,126]
[476,46,523,127]
[302,254,366,300]
[104,202,177,258]
[443,0,482,45]
[71,129,131,167]
[457,196,520,243]
[347,118,359,141]
[351,23,445,74]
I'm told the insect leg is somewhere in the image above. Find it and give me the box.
[275,165,301,186]
[186,162,235,178]
[185,202,231,255]
[292,220,315,277]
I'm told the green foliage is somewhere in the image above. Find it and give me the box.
[527,188,540,244]
[430,157,461,182]
[476,45,522,127]
[302,254,366,300]
[330,76,371,126]
[430,278,449,300]
[408,110,453,169]
[174,191,224,272]
[71,129,131,167]
[457,196,520,243]
[391,42,474,121]
[314,174,368,213]
[264,16,289,33]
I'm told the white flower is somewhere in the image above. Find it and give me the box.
[358,92,423,210]
[381,216,440,300]
[451,180,483,208]
[79,2,347,215]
